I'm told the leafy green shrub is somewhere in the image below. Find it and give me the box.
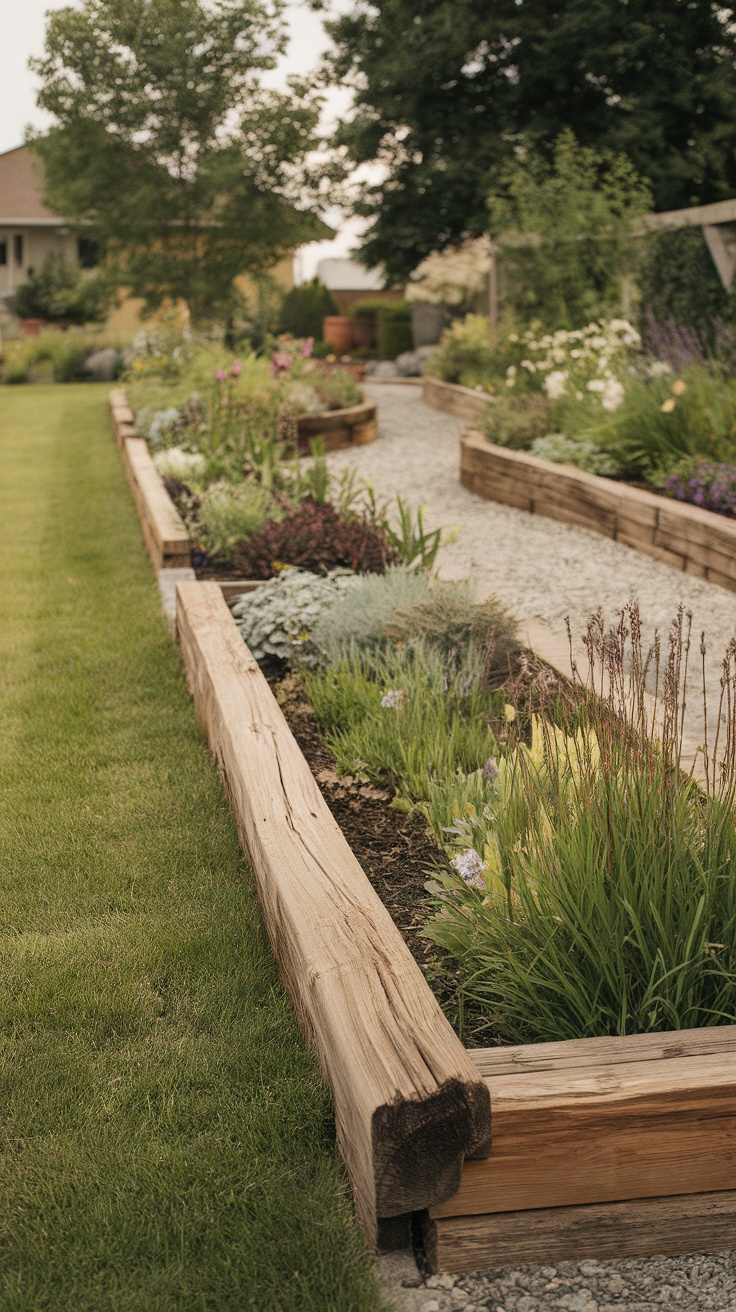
[483,393,553,450]
[309,567,431,663]
[232,498,397,579]
[231,568,361,664]
[350,298,412,320]
[588,364,736,481]
[306,643,500,802]
[196,480,274,561]
[531,432,620,476]
[45,335,92,382]
[639,228,736,352]
[384,584,518,683]
[279,279,338,340]
[9,252,115,325]
[425,314,495,387]
[314,370,362,410]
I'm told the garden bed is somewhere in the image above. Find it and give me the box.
[422,376,493,421]
[460,428,736,591]
[295,398,377,452]
[173,579,736,1274]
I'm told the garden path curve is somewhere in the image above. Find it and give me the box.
[329,382,736,714]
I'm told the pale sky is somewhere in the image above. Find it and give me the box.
[0,0,366,279]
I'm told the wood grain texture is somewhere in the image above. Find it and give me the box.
[123,438,191,571]
[431,1045,736,1218]
[426,1191,736,1272]
[459,430,736,593]
[424,377,492,420]
[175,582,491,1244]
[296,401,378,452]
[470,1027,736,1078]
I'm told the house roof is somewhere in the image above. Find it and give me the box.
[0,145,63,226]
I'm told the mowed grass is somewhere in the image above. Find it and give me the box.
[0,385,387,1312]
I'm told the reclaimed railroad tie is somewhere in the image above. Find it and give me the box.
[175,581,491,1246]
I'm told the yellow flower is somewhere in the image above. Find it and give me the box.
[672,379,686,396]
[326,353,336,363]
[503,702,517,723]
[661,398,676,413]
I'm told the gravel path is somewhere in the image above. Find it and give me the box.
[328,386,736,1309]
[379,1249,736,1312]
[329,383,736,729]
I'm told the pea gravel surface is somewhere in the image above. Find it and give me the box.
[330,385,736,1309]
[330,383,736,704]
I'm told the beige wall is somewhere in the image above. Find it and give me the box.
[0,224,76,300]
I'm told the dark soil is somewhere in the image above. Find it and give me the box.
[268,669,463,1019]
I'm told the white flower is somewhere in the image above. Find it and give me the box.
[153,446,206,480]
[451,848,486,889]
[544,370,568,400]
[601,378,625,412]
[648,360,672,379]
[520,359,537,373]
[381,688,405,709]
[587,379,606,393]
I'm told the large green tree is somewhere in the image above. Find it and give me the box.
[30,0,327,319]
[317,0,736,280]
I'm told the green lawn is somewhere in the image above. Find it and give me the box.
[0,384,387,1311]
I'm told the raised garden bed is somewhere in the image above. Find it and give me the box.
[296,398,377,452]
[112,379,736,1273]
[422,376,493,422]
[173,579,736,1273]
[109,387,191,571]
[460,428,736,592]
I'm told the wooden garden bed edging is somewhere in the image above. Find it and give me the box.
[422,377,493,421]
[428,1028,736,1271]
[175,580,491,1249]
[461,428,736,592]
[296,398,378,452]
[108,389,191,572]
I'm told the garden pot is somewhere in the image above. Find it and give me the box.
[21,318,46,338]
[323,316,354,353]
[351,314,375,349]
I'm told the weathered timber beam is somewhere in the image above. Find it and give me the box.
[175,581,491,1245]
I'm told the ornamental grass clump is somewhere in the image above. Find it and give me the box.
[426,605,736,1043]
[305,643,501,804]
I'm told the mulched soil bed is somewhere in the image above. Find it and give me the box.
[267,669,463,1019]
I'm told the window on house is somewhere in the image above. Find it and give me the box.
[77,237,99,268]
[0,241,7,267]
[13,234,23,267]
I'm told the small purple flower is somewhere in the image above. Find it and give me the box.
[483,756,499,784]
[214,369,227,382]
[230,359,242,378]
[451,848,486,889]
[300,337,314,358]
[380,688,405,709]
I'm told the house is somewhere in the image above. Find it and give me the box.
[0,143,299,331]
[0,145,82,301]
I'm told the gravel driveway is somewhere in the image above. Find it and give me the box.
[327,385,736,1311]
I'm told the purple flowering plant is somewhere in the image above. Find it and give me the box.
[664,457,736,518]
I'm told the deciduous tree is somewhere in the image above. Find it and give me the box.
[31,0,327,319]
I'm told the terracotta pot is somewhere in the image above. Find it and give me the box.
[21,318,47,338]
[351,314,375,349]
[323,316,354,353]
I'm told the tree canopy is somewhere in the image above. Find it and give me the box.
[31,0,328,319]
[316,0,736,280]
[490,131,652,328]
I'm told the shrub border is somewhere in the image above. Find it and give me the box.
[460,428,736,592]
